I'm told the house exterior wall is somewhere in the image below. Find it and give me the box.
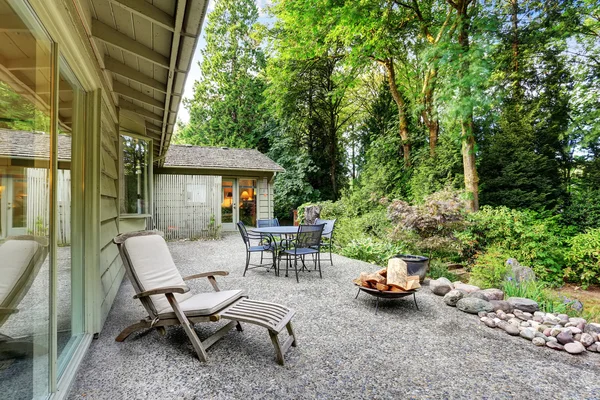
[153,174,222,240]
[98,104,123,326]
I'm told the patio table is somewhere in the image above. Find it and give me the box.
[250,226,307,275]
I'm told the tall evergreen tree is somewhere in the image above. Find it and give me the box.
[177,0,266,149]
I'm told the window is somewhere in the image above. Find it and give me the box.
[120,135,150,214]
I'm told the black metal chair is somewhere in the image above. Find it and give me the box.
[237,222,277,276]
[256,218,279,228]
[315,218,336,266]
[282,224,325,283]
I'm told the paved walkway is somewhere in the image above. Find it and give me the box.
[68,234,600,399]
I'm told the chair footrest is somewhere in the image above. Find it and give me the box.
[221,298,297,365]
[221,298,295,333]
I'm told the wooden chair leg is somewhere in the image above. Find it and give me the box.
[115,320,152,342]
[286,321,298,347]
[268,330,285,366]
[166,293,208,362]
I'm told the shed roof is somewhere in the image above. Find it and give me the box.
[0,129,71,162]
[164,144,284,172]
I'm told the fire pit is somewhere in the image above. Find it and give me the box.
[354,284,419,315]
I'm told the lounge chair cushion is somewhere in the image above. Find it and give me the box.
[124,235,193,313]
[157,289,245,318]
[0,240,40,306]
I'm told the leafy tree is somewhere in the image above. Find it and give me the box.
[177,0,267,149]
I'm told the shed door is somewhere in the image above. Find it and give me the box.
[221,179,237,231]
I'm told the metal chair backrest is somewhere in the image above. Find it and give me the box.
[315,218,336,238]
[256,218,279,228]
[237,221,250,247]
[296,224,324,249]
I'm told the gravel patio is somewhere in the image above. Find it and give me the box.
[68,234,600,399]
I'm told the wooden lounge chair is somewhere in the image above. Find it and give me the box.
[0,235,49,356]
[113,230,297,365]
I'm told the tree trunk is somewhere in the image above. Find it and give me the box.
[384,59,411,167]
[451,0,479,211]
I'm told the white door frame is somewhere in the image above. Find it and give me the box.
[221,178,238,231]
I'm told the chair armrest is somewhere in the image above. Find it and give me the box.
[183,271,229,281]
[133,285,190,299]
[0,307,18,315]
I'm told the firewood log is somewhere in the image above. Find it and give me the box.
[386,258,408,289]
[376,268,387,277]
[375,283,390,291]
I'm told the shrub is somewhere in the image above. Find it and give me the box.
[427,259,460,281]
[388,187,467,258]
[561,188,600,232]
[469,246,509,288]
[456,206,567,284]
[340,237,409,266]
[564,228,600,289]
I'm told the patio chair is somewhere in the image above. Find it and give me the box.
[0,236,49,356]
[315,218,336,266]
[237,221,278,276]
[282,224,325,283]
[113,230,297,365]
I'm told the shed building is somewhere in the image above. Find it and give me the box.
[154,144,284,239]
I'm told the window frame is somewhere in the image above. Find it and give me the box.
[119,132,153,217]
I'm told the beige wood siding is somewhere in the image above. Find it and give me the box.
[154,174,222,240]
[257,177,270,220]
[99,104,123,325]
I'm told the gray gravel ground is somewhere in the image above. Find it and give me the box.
[68,234,600,400]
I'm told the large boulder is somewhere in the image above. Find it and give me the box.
[505,258,536,282]
[481,288,504,301]
[489,300,514,313]
[443,289,466,306]
[430,277,453,296]
[507,297,539,313]
[456,297,494,314]
[453,283,480,293]
[304,205,321,225]
[468,291,489,301]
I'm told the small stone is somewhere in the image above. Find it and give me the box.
[558,320,568,326]
[547,336,557,343]
[534,311,545,317]
[588,343,597,352]
[580,333,594,347]
[497,320,520,336]
[550,328,562,337]
[493,318,502,324]
[557,330,575,345]
[453,283,480,293]
[430,278,453,296]
[569,317,586,325]
[532,337,546,346]
[543,328,552,336]
[520,321,530,328]
[575,333,582,342]
[486,312,497,319]
[569,327,582,334]
[478,311,488,318]
[520,328,535,340]
[506,313,515,319]
[577,322,585,331]
[457,298,494,314]
[523,312,533,318]
[508,318,521,326]
[443,289,465,306]
[480,288,504,301]
[507,297,539,313]
[546,341,564,351]
[565,322,575,328]
[584,323,600,334]
[564,341,586,354]
[533,316,544,323]
[557,314,569,321]
[482,318,497,328]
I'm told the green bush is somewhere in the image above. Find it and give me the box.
[427,259,460,281]
[469,246,509,288]
[456,206,567,284]
[340,237,408,266]
[564,228,600,288]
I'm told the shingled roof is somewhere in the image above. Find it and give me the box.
[164,144,284,172]
[0,129,71,161]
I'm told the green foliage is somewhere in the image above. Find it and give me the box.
[457,206,567,284]
[177,0,267,148]
[561,189,600,232]
[564,228,600,289]
[340,237,408,267]
[427,259,460,282]
[469,246,509,289]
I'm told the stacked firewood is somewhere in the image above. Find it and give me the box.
[353,258,421,291]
